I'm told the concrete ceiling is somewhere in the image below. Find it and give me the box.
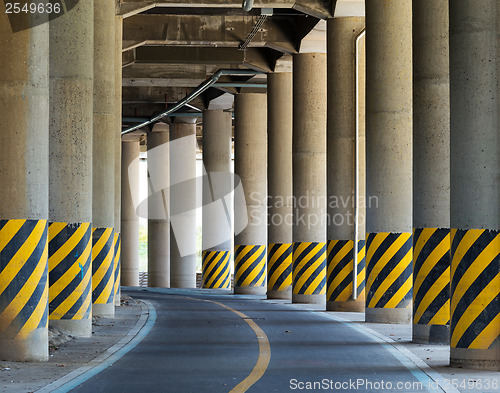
[119,0,365,129]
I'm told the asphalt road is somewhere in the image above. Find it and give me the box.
[70,289,431,393]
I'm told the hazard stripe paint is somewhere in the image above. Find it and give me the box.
[450,228,499,349]
[113,233,121,301]
[0,219,48,339]
[267,243,292,293]
[366,232,412,309]
[327,239,366,302]
[49,222,92,321]
[92,227,115,305]
[234,245,266,289]
[413,228,450,327]
[202,250,231,289]
[292,242,326,296]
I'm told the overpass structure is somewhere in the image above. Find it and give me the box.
[0,0,498,375]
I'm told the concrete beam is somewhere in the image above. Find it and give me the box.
[119,1,334,18]
[134,46,281,72]
[123,14,298,53]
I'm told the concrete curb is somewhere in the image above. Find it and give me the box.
[36,300,156,393]
[316,311,461,393]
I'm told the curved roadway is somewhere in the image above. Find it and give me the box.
[70,288,433,393]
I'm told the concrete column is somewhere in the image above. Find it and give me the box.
[202,110,232,289]
[92,0,115,318]
[412,0,450,344]
[267,73,293,300]
[449,0,499,370]
[0,7,49,362]
[48,0,93,337]
[170,122,197,288]
[121,139,141,286]
[326,17,366,313]
[148,122,170,288]
[292,54,327,305]
[365,0,413,324]
[114,16,123,306]
[234,93,268,295]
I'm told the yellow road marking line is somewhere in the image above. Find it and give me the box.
[182,296,271,393]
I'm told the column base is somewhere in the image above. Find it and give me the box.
[49,319,92,338]
[234,286,266,296]
[327,299,364,312]
[115,291,121,306]
[451,347,500,371]
[0,328,48,362]
[292,293,326,305]
[267,289,292,300]
[412,324,449,344]
[365,307,411,324]
[93,303,115,318]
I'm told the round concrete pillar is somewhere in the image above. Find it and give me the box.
[326,17,366,313]
[114,16,123,306]
[412,0,450,344]
[365,0,413,324]
[92,0,116,318]
[267,73,293,300]
[449,0,499,370]
[0,11,49,361]
[148,122,170,288]
[292,53,327,305]
[48,0,94,337]
[170,122,197,288]
[202,110,232,289]
[121,139,141,286]
[234,93,268,296]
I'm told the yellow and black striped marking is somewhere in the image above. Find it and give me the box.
[113,233,121,300]
[267,243,292,292]
[450,228,499,350]
[413,228,450,327]
[234,245,266,289]
[327,240,366,302]
[202,250,231,289]
[48,222,92,321]
[0,219,48,339]
[292,242,326,296]
[92,227,115,305]
[366,232,412,309]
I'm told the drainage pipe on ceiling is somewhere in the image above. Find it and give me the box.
[121,68,263,136]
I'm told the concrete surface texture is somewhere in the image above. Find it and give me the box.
[234,93,268,249]
[365,0,413,325]
[202,109,232,253]
[169,122,197,289]
[148,122,170,288]
[93,0,115,230]
[233,93,268,296]
[412,0,451,346]
[365,0,413,234]
[292,53,327,305]
[449,0,499,369]
[0,7,49,362]
[326,17,366,313]
[48,0,94,339]
[120,139,141,287]
[326,16,365,242]
[267,72,293,300]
